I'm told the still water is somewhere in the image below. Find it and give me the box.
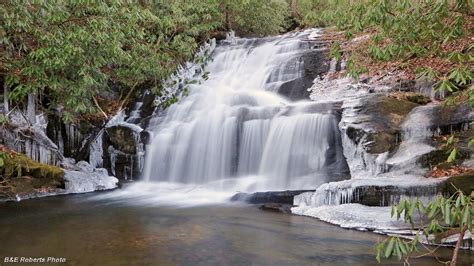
[0,191,472,266]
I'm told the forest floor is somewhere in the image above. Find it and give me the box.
[319,13,473,81]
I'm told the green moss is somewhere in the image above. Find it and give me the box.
[376,96,418,128]
[406,94,430,105]
[0,152,65,199]
[2,153,63,180]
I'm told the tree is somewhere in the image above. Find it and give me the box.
[290,0,298,19]
[376,190,473,265]
[219,0,289,36]
[1,1,291,122]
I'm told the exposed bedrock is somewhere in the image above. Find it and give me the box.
[339,91,473,178]
[278,49,330,101]
[343,94,418,154]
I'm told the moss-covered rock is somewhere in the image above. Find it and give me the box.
[445,171,474,195]
[375,96,419,128]
[0,151,65,199]
[345,95,418,154]
[406,94,430,105]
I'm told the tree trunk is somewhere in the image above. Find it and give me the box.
[450,225,467,266]
[3,84,9,113]
[291,0,298,18]
[27,93,36,124]
[225,6,231,31]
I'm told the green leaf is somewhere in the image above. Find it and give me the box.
[384,238,395,258]
[395,240,402,260]
[462,206,469,225]
[447,135,455,145]
[429,203,438,218]
[444,203,451,225]
[447,148,457,163]
[399,240,407,255]
[468,138,474,148]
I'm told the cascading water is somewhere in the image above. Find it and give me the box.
[141,30,348,193]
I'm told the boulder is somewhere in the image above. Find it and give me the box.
[344,94,418,154]
[64,161,118,194]
[429,104,474,135]
[445,171,474,195]
[278,50,330,100]
[105,125,143,154]
[103,123,146,180]
[231,190,314,204]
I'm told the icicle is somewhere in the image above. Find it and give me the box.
[27,93,36,124]
[3,84,9,113]
[89,130,104,168]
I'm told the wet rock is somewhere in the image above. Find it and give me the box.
[391,79,416,91]
[406,94,430,105]
[102,145,144,181]
[429,104,473,135]
[278,50,330,100]
[278,78,313,100]
[350,185,445,206]
[140,130,152,145]
[64,161,118,193]
[102,123,145,180]
[105,125,142,154]
[344,95,418,154]
[418,148,471,169]
[124,88,156,127]
[445,171,474,195]
[258,203,293,214]
[231,190,314,204]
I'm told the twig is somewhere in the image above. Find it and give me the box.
[117,82,140,112]
[92,96,108,119]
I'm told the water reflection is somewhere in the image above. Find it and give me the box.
[0,193,471,265]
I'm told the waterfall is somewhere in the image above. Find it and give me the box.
[142,30,348,192]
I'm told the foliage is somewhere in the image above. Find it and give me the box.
[345,56,367,81]
[222,0,289,36]
[297,0,472,83]
[0,113,7,126]
[1,0,290,122]
[376,190,473,264]
[445,135,459,163]
[0,151,6,168]
[329,41,342,61]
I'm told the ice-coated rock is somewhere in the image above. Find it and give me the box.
[64,161,118,194]
[291,203,414,231]
[64,171,118,193]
